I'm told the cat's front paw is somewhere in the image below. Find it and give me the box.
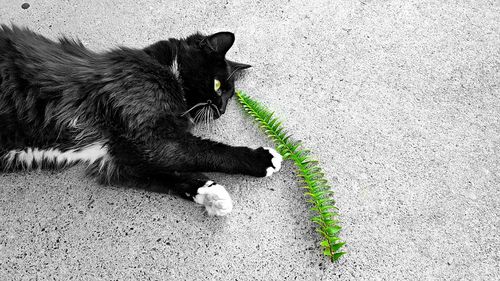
[193,181,233,216]
[263,147,283,177]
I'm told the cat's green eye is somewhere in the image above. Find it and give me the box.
[214,79,221,93]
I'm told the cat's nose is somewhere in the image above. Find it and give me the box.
[207,100,212,104]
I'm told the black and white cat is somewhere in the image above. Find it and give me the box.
[0,25,282,216]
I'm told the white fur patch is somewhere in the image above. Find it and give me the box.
[193,181,233,216]
[3,142,109,168]
[170,55,180,79]
[264,147,283,177]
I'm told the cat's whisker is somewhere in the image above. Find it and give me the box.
[208,107,214,132]
[195,106,207,131]
[181,102,208,117]
[204,106,210,129]
[226,69,238,81]
[193,108,204,124]
[192,108,206,135]
[208,108,213,132]
[203,108,208,130]
[210,104,221,119]
[196,106,209,124]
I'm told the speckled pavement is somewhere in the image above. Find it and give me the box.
[1,1,499,280]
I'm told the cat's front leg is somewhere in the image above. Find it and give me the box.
[153,172,233,216]
[136,133,283,177]
[181,140,283,177]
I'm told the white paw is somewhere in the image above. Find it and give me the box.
[193,181,233,216]
[263,147,283,177]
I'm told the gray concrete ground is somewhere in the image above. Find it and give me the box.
[1,0,499,280]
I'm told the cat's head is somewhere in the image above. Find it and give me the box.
[178,32,251,121]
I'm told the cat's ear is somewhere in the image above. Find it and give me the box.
[200,32,235,56]
[227,60,252,72]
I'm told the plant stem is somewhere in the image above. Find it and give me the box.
[236,91,346,262]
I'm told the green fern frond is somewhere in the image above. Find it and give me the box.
[236,91,345,262]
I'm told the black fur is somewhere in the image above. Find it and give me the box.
[0,25,275,199]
